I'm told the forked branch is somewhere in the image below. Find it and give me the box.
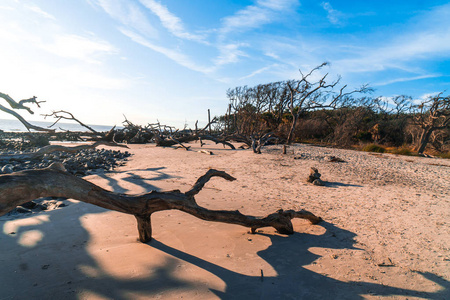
[0,93,55,132]
[0,165,322,243]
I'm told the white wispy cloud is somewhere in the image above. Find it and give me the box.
[373,74,441,87]
[89,0,158,38]
[220,0,299,35]
[0,1,130,93]
[138,0,205,42]
[0,6,14,11]
[239,64,278,80]
[119,28,214,74]
[321,2,342,25]
[333,27,450,75]
[91,0,303,74]
[257,0,298,11]
[214,43,248,66]
[40,34,118,64]
[24,4,56,20]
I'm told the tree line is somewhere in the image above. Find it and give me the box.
[219,64,449,155]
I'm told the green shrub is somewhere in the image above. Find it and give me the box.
[436,152,450,159]
[362,143,386,153]
[354,131,372,142]
[389,147,414,156]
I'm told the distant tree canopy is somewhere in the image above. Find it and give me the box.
[223,64,449,154]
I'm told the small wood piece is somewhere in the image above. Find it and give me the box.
[198,150,213,155]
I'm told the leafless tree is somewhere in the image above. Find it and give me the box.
[285,63,371,144]
[411,93,450,154]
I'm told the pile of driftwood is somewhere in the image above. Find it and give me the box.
[101,117,280,154]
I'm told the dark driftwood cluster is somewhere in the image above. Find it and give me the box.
[0,163,322,243]
[0,141,128,162]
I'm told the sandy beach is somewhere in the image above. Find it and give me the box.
[1,142,449,299]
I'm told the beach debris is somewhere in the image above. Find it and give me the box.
[0,145,131,176]
[0,166,322,243]
[6,198,69,216]
[1,164,13,174]
[0,142,131,177]
[328,156,346,163]
[198,150,213,155]
[376,257,395,267]
[307,167,324,186]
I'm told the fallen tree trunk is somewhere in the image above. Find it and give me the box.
[0,164,322,243]
[0,141,128,162]
[156,134,236,150]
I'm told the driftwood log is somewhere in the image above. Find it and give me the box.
[155,134,236,150]
[0,164,322,243]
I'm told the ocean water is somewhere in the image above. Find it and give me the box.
[0,118,117,132]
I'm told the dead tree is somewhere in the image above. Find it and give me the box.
[286,63,371,144]
[0,164,322,243]
[0,92,55,132]
[411,93,450,154]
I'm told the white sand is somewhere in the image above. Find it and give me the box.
[1,142,449,299]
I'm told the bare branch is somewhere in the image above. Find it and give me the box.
[0,166,322,243]
[0,93,55,132]
[43,110,99,134]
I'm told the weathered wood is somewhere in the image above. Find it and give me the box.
[43,110,100,134]
[0,93,55,132]
[0,164,322,243]
[156,134,235,150]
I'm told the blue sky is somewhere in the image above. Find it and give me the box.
[0,0,449,128]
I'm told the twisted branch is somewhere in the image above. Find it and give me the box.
[0,165,322,243]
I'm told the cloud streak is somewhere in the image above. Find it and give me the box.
[138,0,205,41]
[24,4,56,20]
[95,0,299,75]
[89,0,158,38]
[373,74,441,87]
[220,0,298,35]
[321,2,342,25]
[119,28,214,74]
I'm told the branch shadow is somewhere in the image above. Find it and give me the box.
[150,221,449,299]
[324,181,363,188]
[0,205,198,300]
[1,210,448,299]
[94,167,180,193]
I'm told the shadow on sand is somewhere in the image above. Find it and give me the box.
[94,166,180,193]
[0,171,448,299]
